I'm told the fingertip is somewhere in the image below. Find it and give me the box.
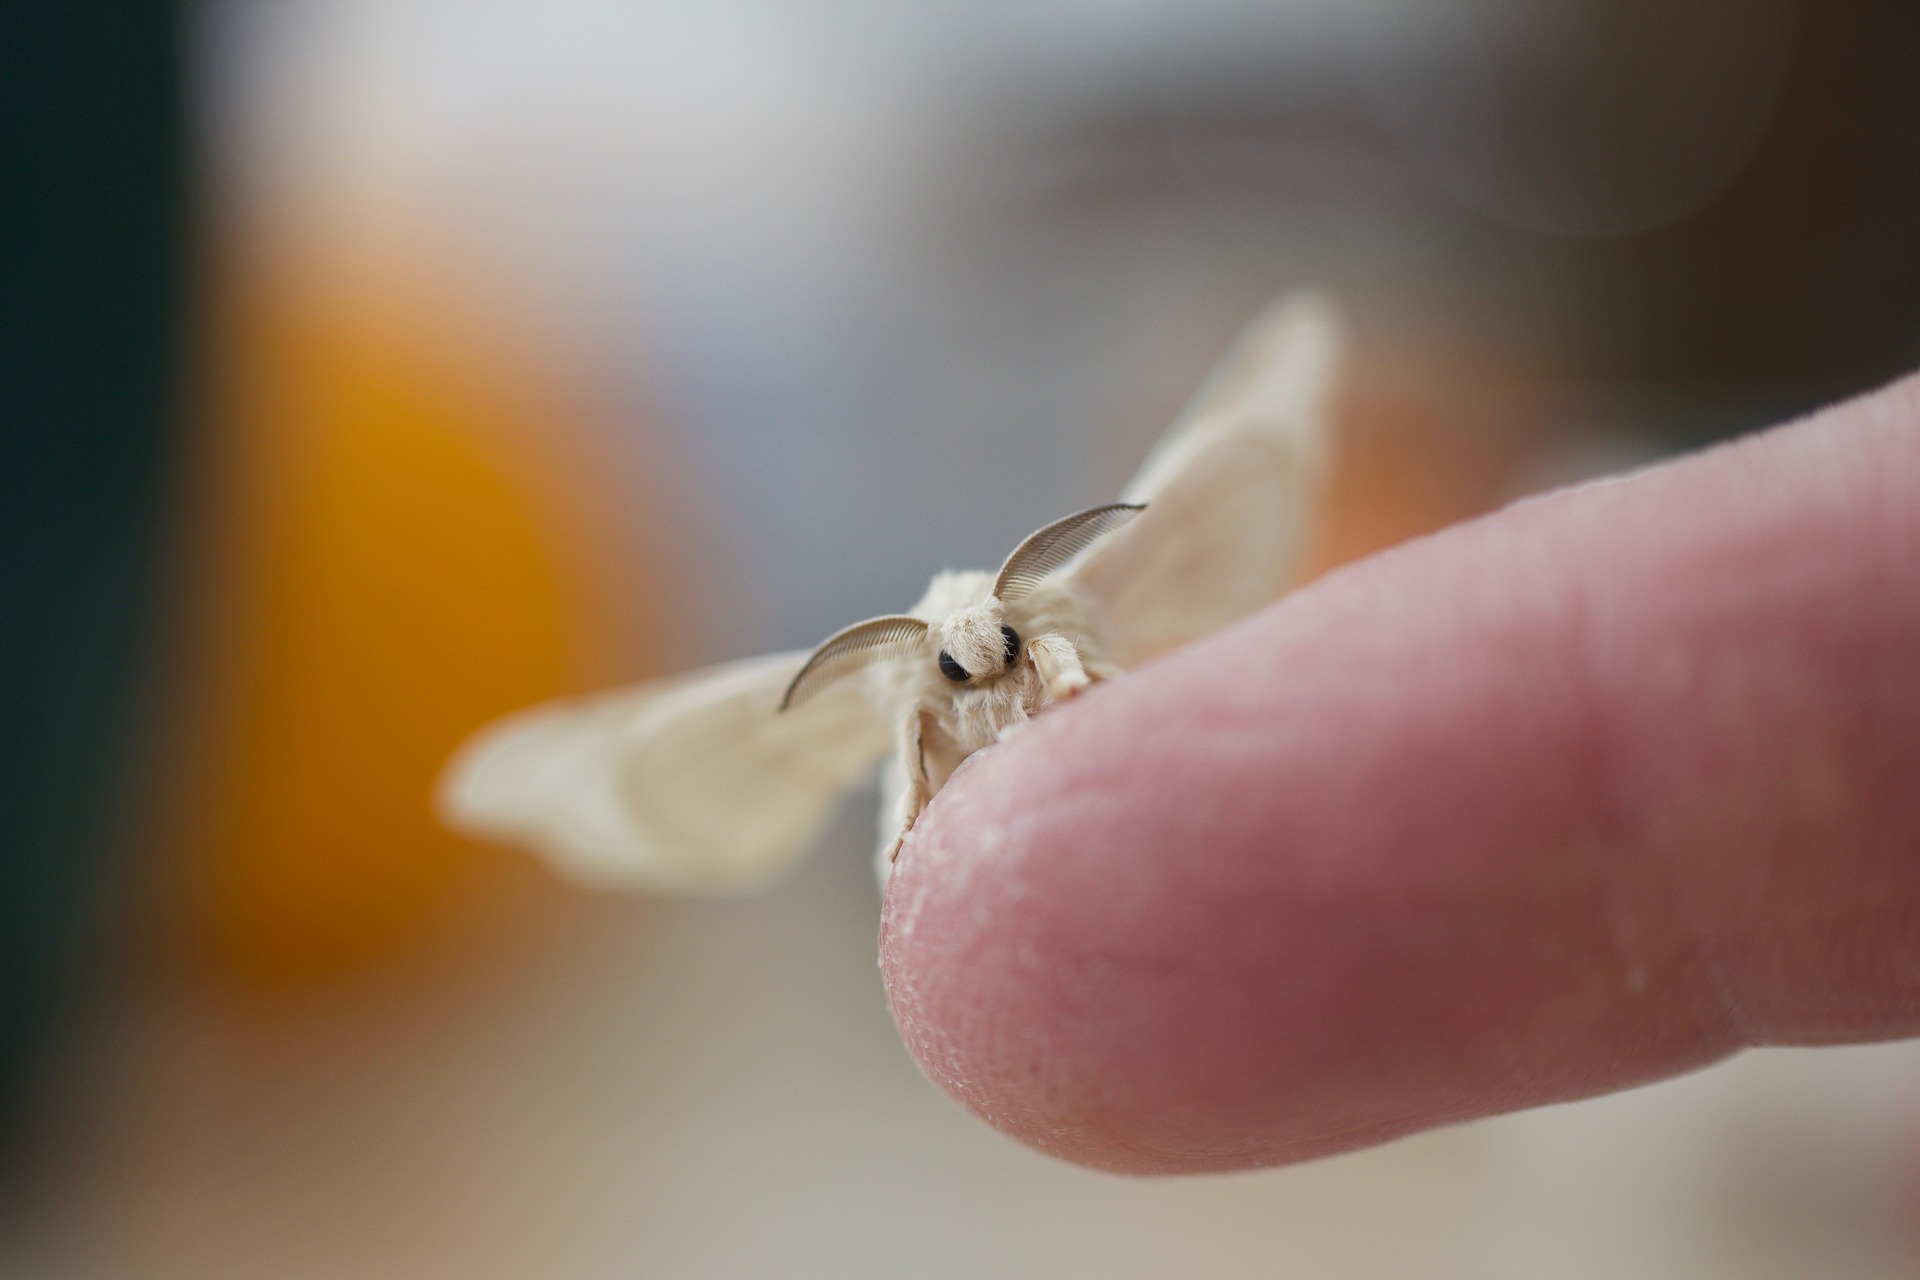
[882,392,1920,1173]
[877,668,1502,1175]
[879,704,1161,1171]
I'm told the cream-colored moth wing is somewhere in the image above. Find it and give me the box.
[438,652,890,893]
[1061,291,1341,666]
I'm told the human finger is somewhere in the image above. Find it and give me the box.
[881,378,1920,1173]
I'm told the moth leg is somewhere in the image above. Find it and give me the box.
[884,709,935,864]
[1026,631,1092,702]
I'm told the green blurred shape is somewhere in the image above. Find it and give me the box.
[0,2,183,1144]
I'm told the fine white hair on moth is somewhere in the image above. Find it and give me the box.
[437,291,1343,893]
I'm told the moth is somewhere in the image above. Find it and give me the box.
[439,292,1340,891]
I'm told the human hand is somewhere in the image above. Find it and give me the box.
[880,377,1920,1174]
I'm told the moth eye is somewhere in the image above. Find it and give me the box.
[1001,625,1021,667]
[937,650,969,683]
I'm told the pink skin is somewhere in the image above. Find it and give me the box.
[880,376,1920,1175]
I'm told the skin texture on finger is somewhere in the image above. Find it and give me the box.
[880,376,1920,1174]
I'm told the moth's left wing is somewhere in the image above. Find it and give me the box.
[1061,291,1341,666]
[438,652,890,893]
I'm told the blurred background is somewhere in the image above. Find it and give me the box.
[6,0,1920,1275]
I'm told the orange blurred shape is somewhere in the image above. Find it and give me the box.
[170,239,660,987]
[1304,300,1559,579]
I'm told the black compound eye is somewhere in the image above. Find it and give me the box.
[1001,625,1021,667]
[937,650,969,683]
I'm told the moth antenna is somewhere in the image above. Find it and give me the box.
[780,615,930,712]
[992,502,1146,601]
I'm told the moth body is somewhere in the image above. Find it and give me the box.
[882,571,1116,746]
[439,292,1342,894]
[860,568,1123,865]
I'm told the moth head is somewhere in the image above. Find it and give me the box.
[778,502,1146,712]
[935,598,1019,686]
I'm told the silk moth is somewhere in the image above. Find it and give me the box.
[438,292,1341,891]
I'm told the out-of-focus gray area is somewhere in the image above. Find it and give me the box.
[196,0,1920,652]
[9,1,1920,1276]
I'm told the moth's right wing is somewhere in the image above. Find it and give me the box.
[438,652,891,893]
[1061,291,1341,667]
